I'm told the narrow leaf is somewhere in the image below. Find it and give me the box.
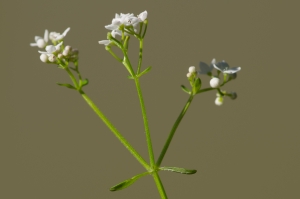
[81,78,89,87]
[56,83,76,90]
[181,85,191,94]
[137,66,152,77]
[159,167,197,175]
[110,172,149,191]
[193,78,201,94]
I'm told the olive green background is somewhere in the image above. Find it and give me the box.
[1,0,299,198]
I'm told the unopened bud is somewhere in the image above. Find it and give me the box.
[230,92,237,100]
[63,49,69,56]
[40,54,48,63]
[72,48,79,55]
[188,66,196,73]
[48,54,56,62]
[210,77,220,88]
[37,39,47,48]
[215,97,223,106]
[65,45,72,51]
[187,72,192,78]
[58,53,63,59]
[229,73,237,80]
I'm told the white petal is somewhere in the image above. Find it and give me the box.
[223,67,241,74]
[44,29,49,42]
[55,42,63,50]
[62,27,70,36]
[46,45,57,53]
[105,24,119,30]
[38,50,49,54]
[138,10,147,21]
[98,40,110,45]
[30,43,38,46]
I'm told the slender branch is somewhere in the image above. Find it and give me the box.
[65,67,79,88]
[80,90,150,170]
[134,78,155,167]
[156,94,194,167]
[137,39,144,74]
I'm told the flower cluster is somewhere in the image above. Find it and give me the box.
[30,28,79,65]
[99,11,148,46]
[187,58,241,106]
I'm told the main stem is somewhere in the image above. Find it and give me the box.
[79,90,150,170]
[156,94,194,167]
[152,171,168,199]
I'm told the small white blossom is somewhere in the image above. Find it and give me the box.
[213,60,241,74]
[38,42,63,55]
[137,11,147,22]
[105,13,139,31]
[188,66,196,73]
[30,29,49,48]
[187,72,192,78]
[98,30,119,46]
[215,97,223,106]
[49,27,70,41]
[210,77,220,88]
[40,54,48,63]
[198,59,215,74]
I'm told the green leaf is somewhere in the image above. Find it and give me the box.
[56,83,76,90]
[181,85,191,94]
[81,78,89,87]
[137,66,152,77]
[159,167,197,175]
[110,172,149,191]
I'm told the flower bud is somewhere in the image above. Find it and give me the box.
[72,48,79,55]
[229,73,237,80]
[230,92,237,100]
[188,66,196,73]
[210,77,220,88]
[37,39,47,48]
[40,54,48,63]
[215,97,223,106]
[48,54,56,62]
[58,53,63,59]
[187,72,192,78]
[63,49,69,56]
[65,45,72,51]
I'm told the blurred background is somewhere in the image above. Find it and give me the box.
[1,0,300,198]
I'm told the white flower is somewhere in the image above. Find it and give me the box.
[198,59,215,74]
[49,27,70,41]
[30,29,49,48]
[105,13,139,31]
[38,42,63,55]
[188,66,196,73]
[137,11,147,22]
[98,30,119,46]
[215,97,223,106]
[213,60,241,74]
[210,77,220,88]
[40,54,48,63]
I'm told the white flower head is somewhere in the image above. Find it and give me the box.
[213,60,241,74]
[137,11,147,22]
[210,77,220,88]
[188,66,196,73]
[198,59,215,74]
[215,97,223,106]
[105,13,139,31]
[38,42,63,55]
[49,27,70,42]
[30,29,49,48]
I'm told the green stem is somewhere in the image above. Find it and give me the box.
[65,67,79,89]
[152,172,168,199]
[134,78,155,167]
[106,47,123,63]
[137,39,144,74]
[80,90,150,170]
[156,94,194,167]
